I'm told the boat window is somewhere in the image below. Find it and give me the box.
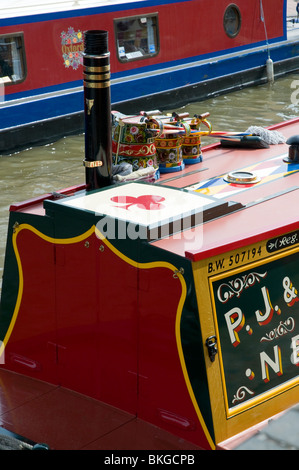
[223,4,241,38]
[114,14,159,62]
[0,33,26,85]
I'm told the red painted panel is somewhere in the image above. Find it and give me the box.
[54,232,99,398]
[138,264,211,448]
[4,226,138,414]
[94,236,138,414]
[54,232,138,413]
[1,0,284,96]
[3,228,57,384]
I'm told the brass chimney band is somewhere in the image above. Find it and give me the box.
[83,80,111,89]
[83,160,103,168]
[83,63,111,88]
[83,73,110,81]
[83,64,110,73]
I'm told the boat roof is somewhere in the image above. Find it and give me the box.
[10,117,299,264]
[1,0,145,19]
[152,117,299,261]
[1,0,293,20]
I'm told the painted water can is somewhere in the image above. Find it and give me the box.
[155,131,185,173]
[181,113,212,164]
[181,131,202,164]
[112,119,158,171]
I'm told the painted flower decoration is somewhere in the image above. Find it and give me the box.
[61,28,84,70]
[138,159,147,168]
[130,126,139,135]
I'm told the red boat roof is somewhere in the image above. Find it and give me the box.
[152,118,299,261]
[11,118,299,260]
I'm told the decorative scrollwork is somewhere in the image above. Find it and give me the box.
[232,386,254,404]
[260,317,295,342]
[217,271,267,303]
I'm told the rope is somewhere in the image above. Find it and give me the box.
[245,126,286,144]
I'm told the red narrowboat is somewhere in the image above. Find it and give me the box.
[0,0,299,154]
[0,29,298,451]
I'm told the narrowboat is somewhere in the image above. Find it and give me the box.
[0,0,299,154]
[0,30,298,451]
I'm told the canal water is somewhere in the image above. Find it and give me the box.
[0,72,299,288]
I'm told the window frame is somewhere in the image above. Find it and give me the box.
[223,4,242,38]
[114,13,160,63]
[0,32,27,85]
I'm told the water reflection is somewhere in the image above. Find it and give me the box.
[174,73,299,132]
[0,73,298,286]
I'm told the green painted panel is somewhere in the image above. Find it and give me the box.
[210,248,299,416]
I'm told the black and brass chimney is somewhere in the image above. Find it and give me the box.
[83,30,112,190]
